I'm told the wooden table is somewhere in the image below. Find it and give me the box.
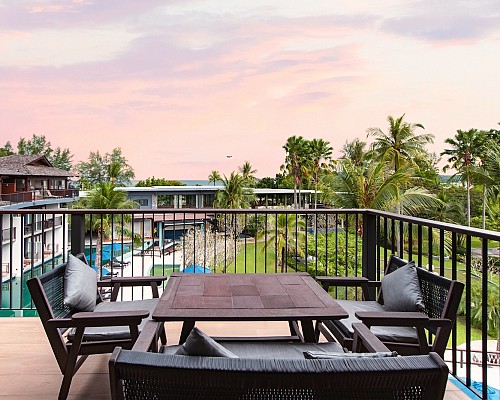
[153,272,348,343]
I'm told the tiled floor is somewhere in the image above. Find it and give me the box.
[0,318,475,399]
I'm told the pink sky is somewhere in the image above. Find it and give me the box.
[1,1,499,180]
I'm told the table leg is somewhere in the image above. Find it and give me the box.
[300,320,316,343]
[179,321,195,344]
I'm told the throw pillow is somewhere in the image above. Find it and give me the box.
[381,261,425,312]
[174,327,238,358]
[64,254,98,312]
[303,350,398,359]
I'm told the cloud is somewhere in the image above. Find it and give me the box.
[380,0,500,42]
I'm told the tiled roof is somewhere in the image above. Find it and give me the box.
[0,155,72,177]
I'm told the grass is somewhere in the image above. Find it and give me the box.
[224,242,278,273]
[452,316,494,345]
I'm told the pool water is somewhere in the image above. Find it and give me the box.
[1,255,64,316]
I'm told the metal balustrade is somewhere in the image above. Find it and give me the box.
[0,207,499,398]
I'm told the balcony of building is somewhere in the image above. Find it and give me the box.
[0,207,498,399]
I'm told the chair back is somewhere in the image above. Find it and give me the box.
[379,255,464,355]
[26,253,97,373]
[109,349,449,400]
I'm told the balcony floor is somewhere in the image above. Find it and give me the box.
[0,318,471,399]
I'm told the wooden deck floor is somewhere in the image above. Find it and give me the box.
[0,318,472,399]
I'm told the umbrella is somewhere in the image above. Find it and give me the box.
[90,265,112,276]
[182,264,211,274]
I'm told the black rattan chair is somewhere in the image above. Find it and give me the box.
[27,253,167,400]
[110,322,449,400]
[316,255,464,357]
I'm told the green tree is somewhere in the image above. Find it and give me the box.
[106,148,135,186]
[50,148,73,171]
[331,159,441,215]
[367,114,433,172]
[76,147,134,187]
[208,170,222,186]
[136,177,185,187]
[281,135,308,208]
[238,161,257,186]
[214,172,255,209]
[2,134,73,170]
[259,214,305,272]
[0,141,14,157]
[307,139,333,208]
[341,139,370,167]
[72,182,139,272]
[441,129,486,226]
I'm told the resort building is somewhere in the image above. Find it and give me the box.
[0,155,79,285]
[116,185,317,210]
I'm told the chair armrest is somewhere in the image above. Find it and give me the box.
[132,320,164,352]
[71,310,149,327]
[355,311,429,327]
[98,276,167,300]
[98,276,167,286]
[316,276,371,300]
[352,323,390,353]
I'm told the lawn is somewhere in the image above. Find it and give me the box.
[224,242,278,273]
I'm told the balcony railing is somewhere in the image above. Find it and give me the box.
[0,208,498,398]
[0,189,79,206]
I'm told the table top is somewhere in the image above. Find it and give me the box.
[153,272,348,321]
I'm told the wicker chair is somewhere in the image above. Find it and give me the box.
[27,253,167,400]
[316,255,464,357]
[109,323,449,400]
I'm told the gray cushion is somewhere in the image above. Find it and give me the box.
[164,340,344,360]
[334,300,419,343]
[382,262,425,312]
[304,350,398,359]
[67,298,158,342]
[174,327,238,358]
[64,254,97,312]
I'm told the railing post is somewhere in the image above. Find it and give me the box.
[71,213,86,256]
[362,211,377,299]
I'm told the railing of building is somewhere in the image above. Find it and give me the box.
[0,208,498,398]
[0,189,79,206]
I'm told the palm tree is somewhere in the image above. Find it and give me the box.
[214,172,255,209]
[341,139,369,167]
[441,129,485,226]
[367,114,433,172]
[73,182,139,274]
[208,170,222,186]
[214,172,256,240]
[308,139,333,208]
[238,161,257,186]
[331,159,441,214]
[259,214,305,272]
[282,136,308,208]
[107,161,123,184]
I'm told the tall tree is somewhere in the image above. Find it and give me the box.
[214,172,255,209]
[72,182,139,273]
[307,139,333,208]
[341,139,369,167]
[238,161,257,186]
[281,135,308,208]
[441,129,486,226]
[2,134,73,170]
[259,214,305,272]
[208,170,222,186]
[76,147,134,187]
[136,177,185,187]
[0,141,14,157]
[331,159,441,214]
[367,114,433,172]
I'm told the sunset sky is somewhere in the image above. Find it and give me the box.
[1,0,499,180]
